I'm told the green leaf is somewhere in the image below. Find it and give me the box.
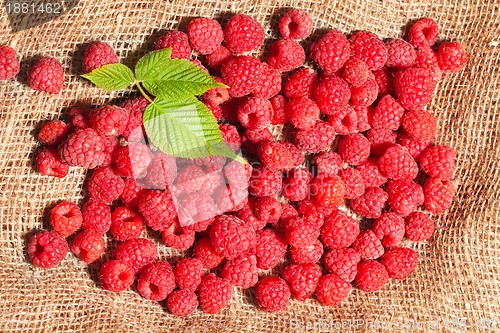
[81,64,135,90]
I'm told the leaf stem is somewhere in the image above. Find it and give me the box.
[135,81,154,104]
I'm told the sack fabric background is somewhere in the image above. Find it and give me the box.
[0,0,498,332]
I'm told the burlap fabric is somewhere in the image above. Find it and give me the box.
[0,0,498,332]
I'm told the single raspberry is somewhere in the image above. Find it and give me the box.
[252,62,282,99]
[351,230,385,260]
[0,45,20,80]
[258,141,296,171]
[352,104,373,132]
[70,230,105,263]
[237,96,272,130]
[113,238,158,273]
[174,258,204,291]
[144,152,177,190]
[82,42,118,73]
[120,97,149,140]
[408,18,438,49]
[419,145,456,180]
[355,260,389,292]
[254,196,282,224]
[323,248,361,282]
[293,120,336,153]
[378,144,419,180]
[350,186,388,219]
[366,128,398,157]
[279,9,312,40]
[68,106,91,129]
[423,177,454,213]
[405,211,435,241]
[327,105,358,135]
[88,166,124,203]
[283,142,305,166]
[187,18,223,55]
[284,217,320,247]
[290,239,323,264]
[311,175,345,209]
[297,200,327,228]
[234,197,264,230]
[210,215,256,260]
[206,45,232,72]
[81,199,111,234]
[138,190,176,231]
[270,95,288,125]
[224,14,265,53]
[255,276,290,312]
[177,192,217,228]
[153,30,191,59]
[193,237,225,269]
[115,143,152,178]
[255,228,287,269]
[282,168,312,202]
[381,247,418,280]
[286,97,320,130]
[175,164,205,193]
[110,206,144,241]
[386,179,424,216]
[38,120,69,145]
[314,152,342,177]
[397,132,430,162]
[166,289,198,317]
[198,274,233,314]
[28,57,64,94]
[161,220,195,251]
[100,136,119,166]
[372,67,394,96]
[310,30,350,73]
[385,39,416,69]
[314,75,351,115]
[49,201,82,237]
[37,146,69,178]
[223,160,252,190]
[98,260,135,292]
[221,253,258,288]
[394,67,436,111]
[350,78,378,107]
[267,39,305,72]
[58,128,104,169]
[120,177,147,207]
[316,273,352,306]
[89,105,129,137]
[372,212,405,248]
[248,165,282,198]
[320,211,359,249]
[281,263,322,301]
[349,31,388,70]
[402,110,436,143]
[137,261,175,301]
[437,42,467,73]
[339,168,365,199]
[284,67,318,99]
[219,123,241,150]
[357,158,388,187]
[278,203,299,227]
[338,133,371,166]
[342,57,370,87]
[28,230,68,268]
[371,95,405,130]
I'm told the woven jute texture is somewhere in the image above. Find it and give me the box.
[0,0,499,332]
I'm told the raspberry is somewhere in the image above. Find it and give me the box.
[58,128,104,169]
[293,120,336,153]
[314,75,351,115]
[68,106,91,129]
[414,47,442,80]
[314,152,342,177]
[49,201,82,237]
[224,14,265,53]
[297,200,327,228]
[282,168,312,202]
[310,30,350,73]
[252,63,282,99]
[320,211,359,249]
[137,261,175,301]
[278,204,299,228]
[237,97,272,130]
[405,211,435,241]
[219,123,241,150]
[338,133,370,166]
[27,230,68,268]
[248,165,282,197]
[311,175,345,209]
[394,67,436,111]
[423,177,454,213]
[316,273,352,306]
[373,67,394,96]
[254,196,282,223]
[198,273,233,314]
[187,18,223,55]
[89,105,129,137]
[177,192,217,228]
[372,212,405,248]
[270,95,288,125]
[408,18,438,49]
[175,164,206,193]
[350,78,378,107]
[236,198,266,230]
[381,247,418,280]
[242,128,273,155]
[351,230,385,260]
[138,190,177,231]
[255,228,287,269]
[279,9,312,40]
[120,97,148,140]
[281,263,322,301]
[120,177,147,207]
[284,68,318,99]
[352,104,372,132]
[70,230,105,263]
[204,102,222,120]
[386,180,424,216]
[255,276,290,312]
[397,132,430,162]
[222,253,258,288]
[327,105,358,135]
[0,45,20,80]
[37,146,69,178]
[371,95,405,131]
[267,39,305,72]
[144,152,177,190]
[161,221,195,250]
[349,31,388,70]
[206,45,232,72]
[82,42,118,73]
[115,143,152,178]
[284,217,320,247]
[100,136,119,166]
[342,57,370,87]
[378,144,419,180]
[366,128,398,157]
[357,158,388,187]
[38,120,69,145]
[385,39,416,69]
[193,237,225,269]
[223,160,252,190]
[402,110,436,143]
[437,42,467,73]
[81,199,111,234]
[258,141,296,171]
[88,166,124,203]
[153,30,191,59]
[174,258,204,291]
[210,214,256,260]
[355,260,389,292]
[214,185,248,214]
[286,97,320,130]
[350,187,388,219]
[28,57,64,94]
[419,145,456,180]
[110,206,144,241]
[166,289,199,317]
[323,248,361,282]
[98,260,135,292]
[339,168,365,199]
[113,238,158,273]
[290,239,323,264]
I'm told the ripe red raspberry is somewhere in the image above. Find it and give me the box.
[222,253,258,288]
[357,158,388,187]
[237,96,271,130]
[293,120,336,153]
[137,261,175,301]
[267,95,287,125]
[381,247,418,280]
[49,201,82,237]
[28,57,64,94]
[174,164,205,193]
[242,128,273,155]
[0,45,20,80]
[394,67,436,111]
[254,196,282,224]
[98,260,135,292]
[327,105,358,135]
[397,132,430,162]
[339,168,365,199]
[89,105,129,137]
[297,200,327,228]
[279,9,312,40]
[28,230,68,268]
[310,30,350,73]
[350,78,378,107]
[385,39,416,69]
[423,177,454,213]
[204,102,222,120]
[219,123,241,150]
[82,42,118,73]
[236,198,266,231]
[355,260,389,292]
[282,168,312,202]
[371,94,405,130]
[100,136,119,166]
[378,144,419,180]
[153,30,191,59]
[252,63,282,99]
[290,239,323,264]
[81,199,111,234]
[278,204,299,229]
[166,289,199,317]
[161,221,195,250]
[323,248,361,282]
[386,180,424,216]
[342,57,370,87]
[408,18,438,49]
[138,190,176,231]
[88,166,124,203]
[210,215,257,260]
[353,104,373,132]
[38,120,69,145]
[198,273,233,314]
[286,97,320,130]
[311,174,345,209]
[338,133,371,166]
[214,185,248,214]
[320,210,359,249]
[255,276,290,312]
[206,45,232,72]
[120,97,148,140]
[248,165,282,197]
[115,143,152,178]
[284,68,318,99]
[284,217,320,247]
[110,206,144,241]
[351,230,384,260]
[349,31,388,70]
[373,67,394,96]
[281,263,322,301]
[405,211,435,241]
[58,128,104,169]
[193,237,224,269]
[372,212,405,248]
[223,160,252,190]
[224,14,265,53]
[437,42,467,73]
[70,230,105,263]
[113,238,158,273]
[255,228,287,269]
[267,39,305,72]
[68,105,91,129]
[366,129,398,158]
[350,186,388,219]
[174,258,204,291]
[314,152,342,177]
[187,18,223,55]
[120,177,147,207]
[177,192,217,228]
[314,75,350,115]
[316,273,352,306]
[414,47,442,80]
[258,141,300,171]
[419,145,456,180]
[37,146,69,178]
[144,152,177,190]
[402,110,436,143]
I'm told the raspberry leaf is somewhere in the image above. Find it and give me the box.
[81,64,135,90]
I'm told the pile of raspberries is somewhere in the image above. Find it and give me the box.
[1,11,468,316]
